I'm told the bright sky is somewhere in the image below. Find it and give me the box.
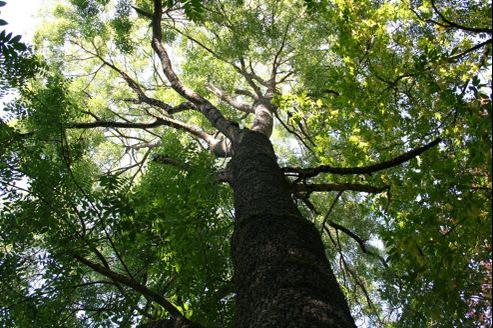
[1,0,45,43]
[0,0,45,114]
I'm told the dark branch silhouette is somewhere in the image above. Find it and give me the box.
[447,39,492,62]
[68,119,165,130]
[292,183,388,194]
[283,138,441,179]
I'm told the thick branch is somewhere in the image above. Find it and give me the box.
[293,183,388,194]
[68,119,167,130]
[150,0,240,141]
[67,117,208,140]
[283,138,441,179]
[123,98,197,115]
[168,101,197,115]
[234,88,257,99]
[68,117,231,157]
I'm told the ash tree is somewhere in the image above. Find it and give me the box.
[0,0,491,327]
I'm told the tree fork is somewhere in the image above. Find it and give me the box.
[229,130,356,327]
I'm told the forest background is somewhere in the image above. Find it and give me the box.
[0,0,491,327]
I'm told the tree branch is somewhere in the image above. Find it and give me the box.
[283,138,441,179]
[447,39,492,62]
[273,110,316,155]
[166,23,268,99]
[234,88,257,99]
[292,183,388,194]
[323,223,388,267]
[151,154,189,169]
[72,40,177,115]
[67,119,167,130]
[68,117,231,157]
[72,254,201,327]
[150,0,240,141]
[269,21,291,95]
[410,2,492,34]
[320,191,343,233]
[206,84,254,113]
[430,0,492,34]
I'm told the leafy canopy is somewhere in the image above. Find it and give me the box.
[0,0,491,327]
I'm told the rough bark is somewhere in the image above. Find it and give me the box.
[230,130,356,328]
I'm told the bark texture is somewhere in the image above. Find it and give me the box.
[230,130,356,328]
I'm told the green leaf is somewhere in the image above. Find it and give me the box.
[10,34,20,43]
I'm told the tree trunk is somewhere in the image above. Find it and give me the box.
[229,130,356,327]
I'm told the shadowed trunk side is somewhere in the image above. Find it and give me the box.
[230,130,356,328]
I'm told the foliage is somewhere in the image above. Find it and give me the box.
[1,0,491,327]
[1,77,234,326]
[0,2,41,97]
